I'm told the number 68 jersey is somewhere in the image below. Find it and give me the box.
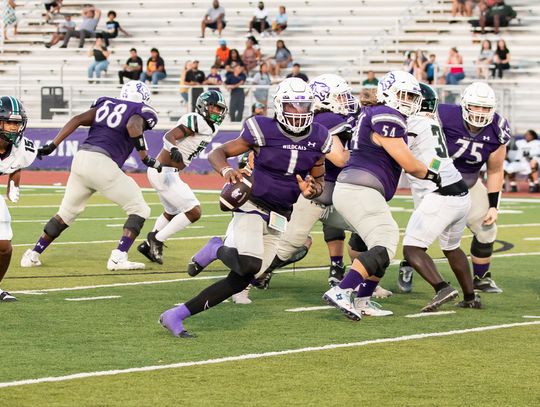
[83,97,158,168]
[0,137,37,175]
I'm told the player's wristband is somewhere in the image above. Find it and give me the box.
[220,167,233,177]
[488,192,501,209]
[132,135,147,151]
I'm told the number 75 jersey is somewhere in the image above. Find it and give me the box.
[85,97,158,168]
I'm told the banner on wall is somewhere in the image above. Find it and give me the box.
[24,128,240,173]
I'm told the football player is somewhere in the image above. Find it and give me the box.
[323,71,441,320]
[401,83,478,311]
[504,129,540,193]
[0,96,37,301]
[137,90,227,264]
[21,81,160,271]
[426,82,509,295]
[159,78,332,337]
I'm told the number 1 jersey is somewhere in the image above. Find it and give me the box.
[83,97,158,168]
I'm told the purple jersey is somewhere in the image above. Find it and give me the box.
[241,116,332,217]
[313,111,351,183]
[338,105,407,201]
[82,97,158,167]
[438,104,511,185]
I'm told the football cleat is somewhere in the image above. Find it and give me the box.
[353,297,394,316]
[232,288,252,304]
[187,236,223,277]
[251,271,273,290]
[0,290,17,302]
[421,285,459,313]
[323,286,362,321]
[372,285,393,299]
[20,249,41,268]
[397,260,414,293]
[473,275,502,293]
[136,240,152,262]
[107,249,145,271]
[147,231,164,265]
[457,294,482,309]
[328,262,346,287]
[159,306,193,338]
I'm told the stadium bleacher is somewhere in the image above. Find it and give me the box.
[0,0,539,132]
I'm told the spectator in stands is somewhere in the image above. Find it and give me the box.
[362,71,379,87]
[45,14,76,48]
[60,5,101,48]
[491,39,510,79]
[201,0,226,38]
[204,65,223,92]
[215,38,230,69]
[249,2,271,36]
[179,60,192,105]
[250,102,267,118]
[444,47,465,85]
[87,37,109,83]
[225,48,245,73]
[425,53,438,84]
[2,0,18,41]
[118,48,143,84]
[272,5,288,35]
[140,48,167,86]
[451,0,467,17]
[479,0,516,34]
[266,40,293,77]
[225,65,247,122]
[403,51,415,74]
[251,63,272,105]
[286,63,308,82]
[43,0,63,24]
[242,37,261,75]
[99,10,130,47]
[185,60,206,112]
[412,52,427,81]
[476,39,494,79]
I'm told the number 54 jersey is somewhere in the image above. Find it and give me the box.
[83,97,158,168]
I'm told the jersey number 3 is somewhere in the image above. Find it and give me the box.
[431,125,449,158]
[95,101,128,128]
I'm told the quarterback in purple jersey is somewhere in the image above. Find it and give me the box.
[21,81,161,271]
[324,71,441,320]
[159,78,332,337]
[436,82,510,295]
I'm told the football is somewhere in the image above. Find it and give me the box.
[219,172,253,211]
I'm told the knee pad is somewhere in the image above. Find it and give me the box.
[348,233,368,253]
[470,237,494,258]
[234,254,263,277]
[323,224,346,243]
[44,217,69,239]
[356,245,390,278]
[123,214,146,236]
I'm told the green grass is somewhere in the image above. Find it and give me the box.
[0,186,539,405]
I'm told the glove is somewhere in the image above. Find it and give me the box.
[8,180,20,203]
[142,156,162,173]
[37,143,57,159]
[170,147,183,163]
[424,168,442,187]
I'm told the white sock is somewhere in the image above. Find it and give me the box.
[152,214,170,232]
[155,213,191,242]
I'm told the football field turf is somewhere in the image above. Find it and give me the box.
[1,186,539,406]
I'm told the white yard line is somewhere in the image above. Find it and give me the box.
[523,237,540,241]
[12,213,229,224]
[0,321,537,389]
[9,201,219,209]
[405,311,456,318]
[285,306,334,312]
[522,315,540,319]
[64,295,121,302]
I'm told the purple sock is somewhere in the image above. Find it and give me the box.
[33,237,51,254]
[330,256,343,266]
[473,262,490,278]
[339,270,363,289]
[357,279,379,298]
[117,236,135,253]
[177,303,191,320]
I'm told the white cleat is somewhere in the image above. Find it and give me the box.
[232,288,252,304]
[107,249,145,271]
[323,286,362,321]
[354,297,393,317]
[20,249,42,268]
[0,289,17,302]
[372,285,393,299]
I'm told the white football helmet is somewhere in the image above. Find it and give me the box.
[119,80,151,104]
[460,82,496,127]
[274,77,314,133]
[376,70,422,117]
[309,74,358,115]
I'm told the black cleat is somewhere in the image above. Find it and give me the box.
[473,274,502,293]
[421,285,459,312]
[137,240,153,262]
[0,290,17,302]
[252,271,273,290]
[328,263,346,287]
[457,293,482,309]
[187,258,204,277]
[397,260,414,293]
[147,231,164,264]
